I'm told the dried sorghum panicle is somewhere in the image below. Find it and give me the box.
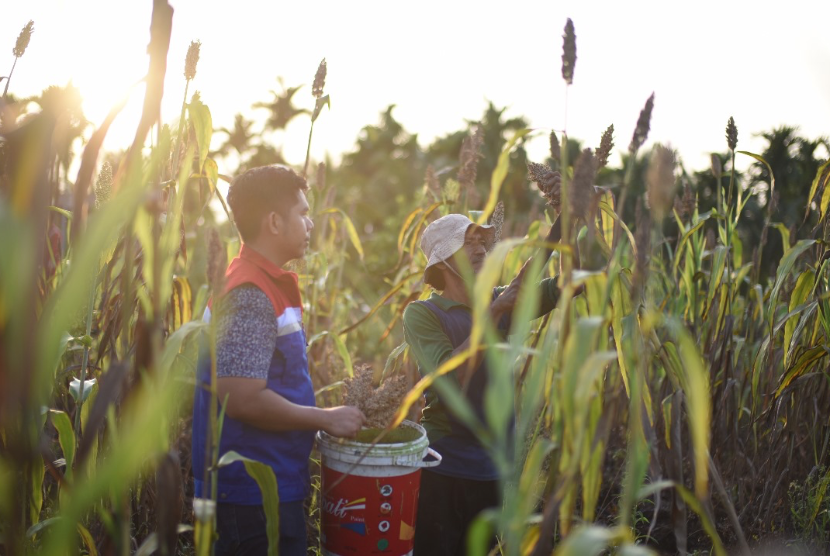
[491,201,505,243]
[312,58,327,99]
[527,162,559,209]
[646,144,676,220]
[13,21,34,58]
[571,148,597,220]
[184,40,201,81]
[527,161,551,184]
[549,131,561,163]
[726,116,738,151]
[561,18,576,85]
[316,162,326,190]
[458,125,484,191]
[596,124,615,169]
[206,226,227,294]
[674,182,695,224]
[94,161,112,209]
[629,93,655,154]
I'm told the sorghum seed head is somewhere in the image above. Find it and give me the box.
[312,58,327,99]
[491,201,505,243]
[549,131,561,163]
[571,148,597,220]
[726,116,738,151]
[184,40,201,81]
[596,124,615,169]
[646,144,677,220]
[527,161,559,208]
[561,18,576,85]
[527,161,552,183]
[458,125,484,191]
[629,93,655,154]
[94,161,112,209]
[13,21,34,58]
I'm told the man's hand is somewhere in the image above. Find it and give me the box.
[320,406,366,438]
[490,259,531,320]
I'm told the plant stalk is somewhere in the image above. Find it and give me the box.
[3,56,18,97]
[303,120,315,179]
[73,276,98,447]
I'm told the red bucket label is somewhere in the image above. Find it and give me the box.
[321,465,421,555]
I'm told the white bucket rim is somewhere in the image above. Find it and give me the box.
[316,420,441,469]
[317,420,427,453]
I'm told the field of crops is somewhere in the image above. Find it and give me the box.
[2,3,830,556]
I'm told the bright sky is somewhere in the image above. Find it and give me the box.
[2,0,829,180]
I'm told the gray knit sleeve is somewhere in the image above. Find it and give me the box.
[214,285,278,379]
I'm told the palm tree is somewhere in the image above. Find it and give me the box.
[214,113,255,158]
[253,78,309,132]
[237,143,286,174]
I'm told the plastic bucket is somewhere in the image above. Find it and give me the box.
[316,420,441,556]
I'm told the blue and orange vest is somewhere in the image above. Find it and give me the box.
[191,245,315,504]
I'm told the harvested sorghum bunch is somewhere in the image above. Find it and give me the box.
[184,40,201,81]
[561,18,576,85]
[312,58,327,99]
[629,93,655,154]
[596,124,614,169]
[646,144,677,220]
[726,116,738,151]
[343,364,408,429]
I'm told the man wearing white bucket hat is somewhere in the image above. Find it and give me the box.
[404,200,566,555]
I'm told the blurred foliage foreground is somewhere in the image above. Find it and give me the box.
[2,3,830,556]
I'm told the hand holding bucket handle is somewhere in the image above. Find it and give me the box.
[419,447,442,468]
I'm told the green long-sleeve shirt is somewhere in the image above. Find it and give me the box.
[402,278,560,442]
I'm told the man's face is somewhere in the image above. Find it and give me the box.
[448,226,488,276]
[275,189,313,261]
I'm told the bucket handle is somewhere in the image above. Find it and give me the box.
[419,448,442,468]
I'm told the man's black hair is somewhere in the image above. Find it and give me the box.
[227,165,308,242]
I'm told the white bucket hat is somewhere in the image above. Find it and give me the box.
[420,214,495,287]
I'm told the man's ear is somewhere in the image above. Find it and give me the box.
[264,211,282,237]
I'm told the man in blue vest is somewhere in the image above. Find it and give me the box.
[192,165,365,556]
[404,202,564,555]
